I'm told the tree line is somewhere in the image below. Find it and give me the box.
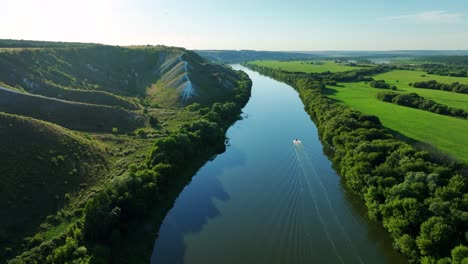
[377,92,468,119]
[243,62,468,264]
[419,63,468,78]
[412,80,468,94]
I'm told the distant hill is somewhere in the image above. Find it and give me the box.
[0,39,99,48]
[197,49,468,63]
[196,50,320,63]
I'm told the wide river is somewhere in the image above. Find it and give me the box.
[151,65,407,264]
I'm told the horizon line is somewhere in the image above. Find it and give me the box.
[2,38,468,53]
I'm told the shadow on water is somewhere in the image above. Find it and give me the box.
[151,145,247,264]
[318,130,408,263]
[339,178,407,263]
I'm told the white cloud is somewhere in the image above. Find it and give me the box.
[384,10,463,23]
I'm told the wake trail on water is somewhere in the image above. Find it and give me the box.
[292,141,364,264]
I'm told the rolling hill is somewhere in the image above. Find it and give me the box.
[0,40,250,262]
[0,112,109,253]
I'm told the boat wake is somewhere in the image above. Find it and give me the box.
[290,141,364,264]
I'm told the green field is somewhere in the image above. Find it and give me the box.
[326,82,468,162]
[373,70,468,111]
[249,60,363,73]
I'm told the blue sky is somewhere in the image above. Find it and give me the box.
[4,0,468,50]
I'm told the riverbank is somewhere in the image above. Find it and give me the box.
[243,62,467,263]
[151,65,407,263]
[8,70,252,263]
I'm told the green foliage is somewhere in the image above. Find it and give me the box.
[396,234,419,258]
[245,63,468,262]
[324,78,468,163]
[0,112,108,259]
[0,39,97,48]
[249,60,364,73]
[413,80,468,94]
[377,91,468,119]
[373,70,468,111]
[2,42,252,263]
[451,245,468,264]
[6,63,252,263]
[418,60,468,77]
[370,79,397,90]
[416,217,454,256]
[196,50,317,63]
[0,87,145,132]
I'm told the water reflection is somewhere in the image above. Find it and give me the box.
[151,65,407,264]
[151,146,246,263]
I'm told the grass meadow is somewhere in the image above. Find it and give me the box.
[373,70,468,111]
[326,81,468,162]
[249,60,363,73]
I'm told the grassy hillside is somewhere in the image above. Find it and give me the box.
[147,51,240,107]
[0,86,144,133]
[0,46,164,96]
[325,82,468,162]
[0,45,242,109]
[0,81,140,110]
[0,112,109,255]
[249,60,364,73]
[0,39,98,48]
[0,40,252,263]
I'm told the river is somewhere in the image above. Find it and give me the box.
[151,65,407,264]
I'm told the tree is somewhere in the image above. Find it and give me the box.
[396,234,418,259]
[416,216,454,256]
[451,245,468,264]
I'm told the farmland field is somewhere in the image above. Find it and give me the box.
[325,82,468,163]
[373,70,468,111]
[249,60,363,73]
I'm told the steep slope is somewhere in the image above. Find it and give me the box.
[0,41,251,262]
[149,51,240,107]
[0,45,242,110]
[0,112,109,254]
[0,46,163,97]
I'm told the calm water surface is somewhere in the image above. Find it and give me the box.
[151,65,407,264]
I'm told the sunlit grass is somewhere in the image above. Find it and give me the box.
[249,60,363,73]
[326,82,468,162]
[373,70,468,111]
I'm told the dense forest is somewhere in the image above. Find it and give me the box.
[244,62,468,263]
[411,57,468,78]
